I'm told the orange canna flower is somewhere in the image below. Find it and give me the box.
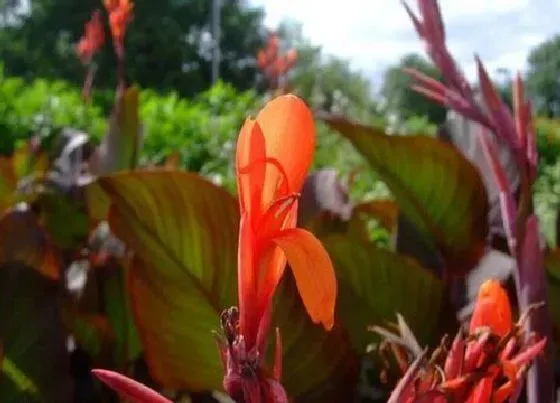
[235,94,337,351]
[469,279,512,338]
[104,0,133,52]
[75,10,105,65]
[218,94,338,402]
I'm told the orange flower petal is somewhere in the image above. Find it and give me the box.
[235,118,266,218]
[238,213,259,345]
[255,95,315,205]
[272,228,336,330]
[469,279,512,337]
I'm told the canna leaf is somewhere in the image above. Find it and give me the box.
[93,170,356,399]
[0,264,72,402]
[322,234,446,351]
[322,115,489,274]
[0,210,60,280]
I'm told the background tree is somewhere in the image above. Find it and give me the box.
[526,34,560,117]
[275,19,378,121]
[0,0,266,96]
[381,53,447,125]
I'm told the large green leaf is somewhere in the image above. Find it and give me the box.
[94,171,358,399]
[0,264,72,402]
[322,116,489,273]
[322,234,446,351]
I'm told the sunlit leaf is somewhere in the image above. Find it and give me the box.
[99,171,238,390]
[322,234,445,351]
[0,264,72,402]
[97,170,359,399]
[102,261,142,369]
[322,116,489,273]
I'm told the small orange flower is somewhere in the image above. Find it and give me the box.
[104,0,133,50]
[235,94,337,350]
[75,10,105,65]
[469,279,513,337]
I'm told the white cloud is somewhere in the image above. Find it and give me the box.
[250,0,560,84]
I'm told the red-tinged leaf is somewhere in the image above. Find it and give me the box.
[418,0,446,46]
[444,333,465,379]
[476,129,517,252]
[273,228,336,331]
[99,171,239,390]
[402,0,424,38]
[510,338,547,369]
[92,369,172,403]
[321,115,489,273]
[387,349,426,403]
[513,74,527,150]
[96,171,358,400]
[163,151,181,170]
[475,56,518,150]
[321,234,445,351]
[0,209,60,280]
[518,216,555,401]
[0,264,72,402]
[0,157,18,214]
[272,273,359,402]
[438,108,519,244]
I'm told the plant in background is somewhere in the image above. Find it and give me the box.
[75,10,105,101]
[257,33,298,94]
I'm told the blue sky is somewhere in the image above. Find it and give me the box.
[249,0,560,87]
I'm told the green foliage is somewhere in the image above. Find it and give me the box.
[527,34,560,117]
[0,73,261,189]
[0,0,266,96]
[0,68,107,155]
[381,53,447,125]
